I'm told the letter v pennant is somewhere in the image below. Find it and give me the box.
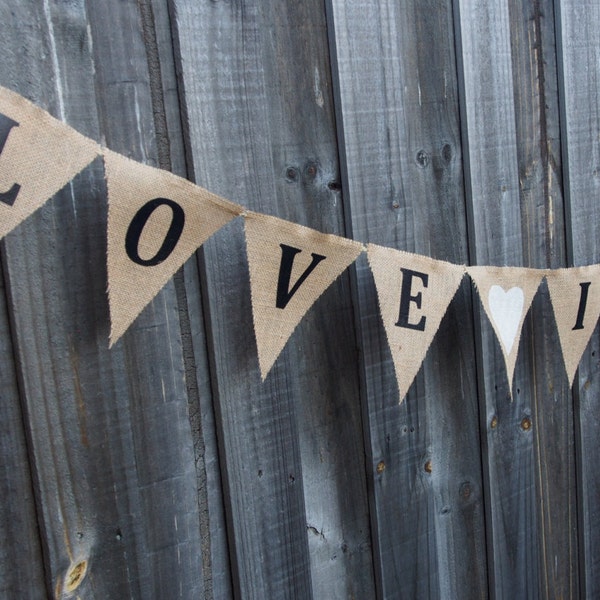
[244,212,363,379]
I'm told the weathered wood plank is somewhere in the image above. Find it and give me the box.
[140,0,233,600]
[507,0,579,597]
[0,264,46,598]
[141,1,234,596]
[170,0,375,597]
[327,0,487,597]
[456,3,539,599]
[555,1,600,596]
[456,0,577,597]
[0,1,205,597]
[0,7,53,597]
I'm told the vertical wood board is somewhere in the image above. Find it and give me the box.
[507,0,578,597]
[455,0,577,597]
[0,264,46,598]
[556,1,600,596]
[327,0,488,597]
[456,1,541,598]
[144,0,234,595]
[0,1,205,597]
[170,0,375,597]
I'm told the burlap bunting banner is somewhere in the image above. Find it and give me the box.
[468,266,544,391]
[367,244,466,402]
[0,86,99,238]
[105,150,243,344]
[546,265,600,386]
[245,212,363,379]
[1,85,600,394]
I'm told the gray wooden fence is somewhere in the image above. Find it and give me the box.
[0,0,597,598]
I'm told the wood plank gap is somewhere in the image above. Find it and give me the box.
[551,0,574,269]
[137,1,216,595]
[322,1,382,597]
[163,3,252,597]
[552,2,585,597]
[450,2,499,598]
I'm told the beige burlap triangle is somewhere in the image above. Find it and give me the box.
[468,266,544,392]
[367,244,466,402]
[245,212,363,379]
[546,265,600,386]
[0,86,99,238]
[105,150,243,345]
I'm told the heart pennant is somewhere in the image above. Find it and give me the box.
[488,284,524,355]
[468,266,544,392]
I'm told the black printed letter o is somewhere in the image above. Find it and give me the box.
[125,198,185,266]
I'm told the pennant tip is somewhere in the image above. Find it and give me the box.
[257,351,279,382]
[108,319,127,348]
[108,331,120,349]
[259,362,273,382]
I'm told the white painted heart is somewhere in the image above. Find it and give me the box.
[488,285,524,355]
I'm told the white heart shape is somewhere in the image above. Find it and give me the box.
[488,285,524,355]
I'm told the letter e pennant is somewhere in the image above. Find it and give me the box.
[245,212,363,379]
[367,244,465,402]
[546,265,600,387]
[0,86,99,238]
[105,150,242,345]
[468,266,543,392]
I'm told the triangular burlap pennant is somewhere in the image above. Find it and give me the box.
[105,150,243,345]
[245,212,363,379]
[367,244,466,402]
[546,265,600,386]
[468,266,544,391]
[0,86,99,238]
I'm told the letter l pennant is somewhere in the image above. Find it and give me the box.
[0,86,99,238]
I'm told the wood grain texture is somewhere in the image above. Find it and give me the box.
[142,1,234,596]
[507,0,579,597]
[456,2,539,599]
[0,264,46,598]
[0,1,205,597]
[556,1,600,596]
[456,0,577,597]
[0,1,596,598]
[327,0,487,597]
[170,0,375,598]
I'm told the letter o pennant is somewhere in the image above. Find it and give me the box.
[104,149,242,345]
[125,198,185,267]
